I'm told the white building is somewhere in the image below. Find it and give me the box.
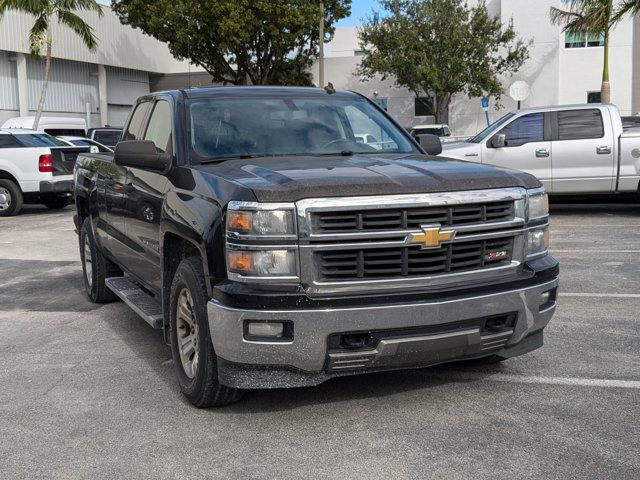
[313,0,640,136]
[0,5,206,127]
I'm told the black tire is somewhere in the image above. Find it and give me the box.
[169,257,244,407]
[0,179,23,217]
[42,196,71,210]
[79,217,122,303]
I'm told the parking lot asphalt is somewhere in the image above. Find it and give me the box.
[1,202,639,480]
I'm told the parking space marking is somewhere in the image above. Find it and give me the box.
[560,293,640,299]
[553,251,640,254]
[443,372,640,389]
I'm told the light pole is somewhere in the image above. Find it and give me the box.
[319,1,325,87]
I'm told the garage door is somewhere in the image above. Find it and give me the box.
[107,104,132,127]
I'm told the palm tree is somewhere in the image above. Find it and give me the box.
[550,0,640,104]
[0,1,103,130]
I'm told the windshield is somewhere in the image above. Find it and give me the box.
[188,96,416,161]
[15,133,67,148]
[469,113,515,143]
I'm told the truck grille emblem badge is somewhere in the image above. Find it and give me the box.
[407,225,456,249]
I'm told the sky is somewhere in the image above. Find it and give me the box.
[337,0,379,27]
[98,0,379,27]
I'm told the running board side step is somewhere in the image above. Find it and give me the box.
[105,277,163,329]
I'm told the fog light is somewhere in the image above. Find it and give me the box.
[539,288,556,311]
[247,321,284,338]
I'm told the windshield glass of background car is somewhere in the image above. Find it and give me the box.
[469,113,515,143]
[15,133,67,147]
[188,96,415,161]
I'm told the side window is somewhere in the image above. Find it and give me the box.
[144,101,172,153]
[498,113,544,147]
[0,135,22,148]
[124,102,151,141]
[343,105,399,151]
[557,109,604,140]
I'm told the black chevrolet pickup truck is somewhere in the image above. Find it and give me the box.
[74,87,559,407]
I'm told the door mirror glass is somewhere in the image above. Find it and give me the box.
[490,133,507,148]
[114,140,170,171]
[415,134,442,155]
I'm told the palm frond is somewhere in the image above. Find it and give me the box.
[28,13,48,56]
[613,0,640,22]
[0,0,49,16]
[57,9,98,50]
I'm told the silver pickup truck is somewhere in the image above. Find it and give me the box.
[442,104,640,195]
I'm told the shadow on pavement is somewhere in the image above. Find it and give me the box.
[0,259,101,313]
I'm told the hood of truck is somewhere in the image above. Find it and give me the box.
[201,153,540,202]
[440,141,482,161]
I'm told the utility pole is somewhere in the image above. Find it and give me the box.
[319,1,325,87]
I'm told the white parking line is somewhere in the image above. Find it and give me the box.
[560,293,640,299]
[443,372,640,389]
[552,249,640,253]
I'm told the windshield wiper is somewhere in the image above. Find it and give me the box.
[200,153,255,164]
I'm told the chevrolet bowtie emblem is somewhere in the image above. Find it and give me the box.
[406,224,456,249]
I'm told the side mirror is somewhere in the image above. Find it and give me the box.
[490,133,507,148]
[114,140,170,171]
[415,134,442,155]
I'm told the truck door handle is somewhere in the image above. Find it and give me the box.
[596,146,612,154]
[465,153,478,157]
[535,148,550,157]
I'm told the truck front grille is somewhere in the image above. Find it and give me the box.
[313,201,514,233]
[317,238,513,281]
[296,188,529,295]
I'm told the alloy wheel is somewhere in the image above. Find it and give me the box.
[0,187,11,211]
[176,288,199,379]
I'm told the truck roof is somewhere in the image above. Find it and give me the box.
[514,103,617,114]
[0,128,40,135]
[150,86,362,100]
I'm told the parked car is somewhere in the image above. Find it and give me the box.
[0,129,88,216]
[410,124,452,137]
[74,87,558,407]
[57,136,113,153]
[2,116,86,136]
[441,104,640,194]
[87,127,122,148]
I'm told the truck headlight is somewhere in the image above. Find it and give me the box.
[527,189,548,221]
[527,227,549,258]
[227,249,297,278]
[227,202,295,237]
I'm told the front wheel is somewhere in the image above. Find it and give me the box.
[169,257,244,407]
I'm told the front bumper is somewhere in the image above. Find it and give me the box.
[208,276,559,389]
[39,180,73,194]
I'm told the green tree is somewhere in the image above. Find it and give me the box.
[111,0,351,86]
[0,0,103,130]
[550,0,640,103]
[357,0,529,123]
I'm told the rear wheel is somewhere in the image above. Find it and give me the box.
[169,257,244,407]
[42,196,71,210]
[80,217,121,303]
[0,179,23,217]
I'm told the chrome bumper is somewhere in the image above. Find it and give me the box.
[207,278,558,383]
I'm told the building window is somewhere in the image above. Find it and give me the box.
[587,91,602,104]
[414,97,434,117]
[354,50,367,57]
[565,31,605,48]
